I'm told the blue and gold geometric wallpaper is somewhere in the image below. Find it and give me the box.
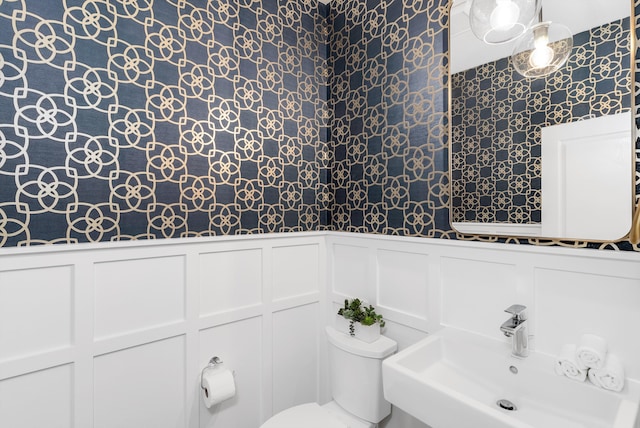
[0,0,330,246]
[2,0,640,252]
[451,18,631,225]
[329,0,451,237]
[329,0,640,252]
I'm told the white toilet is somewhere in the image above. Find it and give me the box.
[260,326,398,428]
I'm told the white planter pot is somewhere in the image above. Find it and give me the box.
[355,322,380,343]
[335,315,381,342]
[335,314,351,335]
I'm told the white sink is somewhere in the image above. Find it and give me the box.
[383,327,640,428]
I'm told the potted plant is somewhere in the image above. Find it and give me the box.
[336,298,385,343]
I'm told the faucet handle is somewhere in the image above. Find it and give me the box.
[504,304,527,321]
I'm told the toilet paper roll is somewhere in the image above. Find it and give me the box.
[201,368,236,408]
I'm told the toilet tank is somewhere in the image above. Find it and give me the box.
[325,326,398,423]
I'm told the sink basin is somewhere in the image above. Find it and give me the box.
[383,327,640,428]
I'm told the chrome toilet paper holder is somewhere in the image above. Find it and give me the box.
[200,356,224,390]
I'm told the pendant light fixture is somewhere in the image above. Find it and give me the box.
[469,0,540,44]
[511,11,573,78]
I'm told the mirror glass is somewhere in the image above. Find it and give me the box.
[449,0,634,241]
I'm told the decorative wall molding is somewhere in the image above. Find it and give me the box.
[1,0,640,253]
[0,232,327,428]
[326,232,640,386]
[1,232,639,428]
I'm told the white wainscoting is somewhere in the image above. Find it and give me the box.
[326,233,640,428]
[0,233,326,428]
[2,232,639,428]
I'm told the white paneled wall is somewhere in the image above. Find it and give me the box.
[0,266,73,361]
[272,303,320,414]
[332,244,369,298]
[198,317,263,428]
[326,233,640,428]
[94,256,186,340]
[93,336,187,428]
[1,232,639,428]
[377,249,430,325]
[0,233,325,428]
[272,245,319,301]
[0,364,73,428]
[199,249,263,316]
[440,257,518,336]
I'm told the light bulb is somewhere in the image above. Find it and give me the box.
[529,28,553,68]
[469,0,539,45]
[512,21,573,78]
[489,0,520,31]
[529,45,554,68]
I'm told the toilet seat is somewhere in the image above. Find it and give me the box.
[260,403,348,428]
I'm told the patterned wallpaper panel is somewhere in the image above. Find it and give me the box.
[328,0,451,237]
[451,18,631,225]
[2,0,640,252]
[329,0,640,252]
[0,0,330,247]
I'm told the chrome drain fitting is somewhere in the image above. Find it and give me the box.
[497,399,517,411]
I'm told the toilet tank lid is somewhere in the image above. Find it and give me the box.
[325,326,397,359]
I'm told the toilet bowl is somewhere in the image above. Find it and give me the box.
[260,401,374,428]
[259,326,397,428]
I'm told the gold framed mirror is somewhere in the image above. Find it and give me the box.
[448,0,636,242]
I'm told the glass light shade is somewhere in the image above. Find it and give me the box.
[469,0,540,44]
[511,21,573,78]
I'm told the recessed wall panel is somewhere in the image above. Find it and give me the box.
[332,244,369,298]
[199,249,262,316]
[272,304,318,414]
[377,249,429,320]
[441,257,517,339]
[535,268,640,380]
[0,266,72,361]
[94,256,185,340]
[199,317,262,428]
[93,336,185,428]
[0,364,73,428]
[272,245,319,300]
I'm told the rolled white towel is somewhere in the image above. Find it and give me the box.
[576,334,608,370]
[588,354,625,392]
[587,368,602,388]
[555,344,587,382]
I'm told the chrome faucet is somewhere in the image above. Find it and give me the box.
[500,304,529,358]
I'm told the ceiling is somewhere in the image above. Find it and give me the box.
[451,0,631,73]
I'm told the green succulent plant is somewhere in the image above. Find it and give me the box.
[337,298,385,336]
[361,304,385,327]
